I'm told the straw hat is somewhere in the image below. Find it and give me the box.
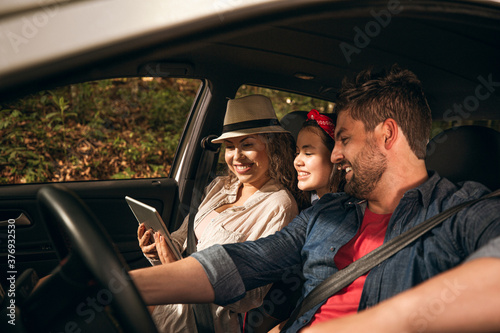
[212,95,289,143]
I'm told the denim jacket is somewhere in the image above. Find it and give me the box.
[192,172,500,332]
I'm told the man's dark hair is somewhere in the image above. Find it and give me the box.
[335,65,432,159]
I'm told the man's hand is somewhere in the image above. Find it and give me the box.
[155,232,178,264]
[129,257,215,306]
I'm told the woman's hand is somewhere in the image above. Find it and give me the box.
[155,232,179,264]
[137,223,158,260]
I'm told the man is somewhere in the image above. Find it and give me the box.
[130,66,500,332]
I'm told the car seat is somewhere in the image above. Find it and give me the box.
[425,125,500,190]
[280,111,309,141]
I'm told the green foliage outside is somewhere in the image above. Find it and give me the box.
[0,79,334,185]
[0,78,200,184]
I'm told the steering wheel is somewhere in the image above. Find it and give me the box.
[35,184,157,333]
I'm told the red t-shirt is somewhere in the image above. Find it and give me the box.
[309,207,392,326]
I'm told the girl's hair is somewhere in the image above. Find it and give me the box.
[301,119,335,151]
[225,132,310,210]
[299,118,344,194]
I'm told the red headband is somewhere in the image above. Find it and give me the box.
[307,109,335,140]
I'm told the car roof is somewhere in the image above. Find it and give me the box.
[1,0,499,120]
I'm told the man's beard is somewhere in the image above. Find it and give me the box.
[343,139,387,199]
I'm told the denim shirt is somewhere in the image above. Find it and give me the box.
[192,172,500,332]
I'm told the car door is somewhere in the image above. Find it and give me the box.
[0,77,206,280]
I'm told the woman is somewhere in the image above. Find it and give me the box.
[137,94,303,333]
[294,109,343,203]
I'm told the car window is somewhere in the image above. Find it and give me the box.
[236,85,336,118]
[0,77,201,184]
[237,85,500,140]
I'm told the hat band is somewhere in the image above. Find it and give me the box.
[222,118,280,133]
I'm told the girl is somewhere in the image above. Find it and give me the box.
[243,109,341,333]
[294,109,342,203]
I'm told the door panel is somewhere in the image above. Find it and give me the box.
[0,178,180,280]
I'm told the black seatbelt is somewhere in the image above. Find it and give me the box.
[185,135,220,333]
[282,188,500,332]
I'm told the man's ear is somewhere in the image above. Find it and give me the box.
[382,118,398,150]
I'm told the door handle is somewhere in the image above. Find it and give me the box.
[0,213,32,227]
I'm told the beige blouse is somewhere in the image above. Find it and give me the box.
[151,176,298,333]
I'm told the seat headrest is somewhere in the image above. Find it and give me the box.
[280,111,309,141]
[425,125,500,190]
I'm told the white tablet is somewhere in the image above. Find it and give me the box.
[125,196,182,260]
